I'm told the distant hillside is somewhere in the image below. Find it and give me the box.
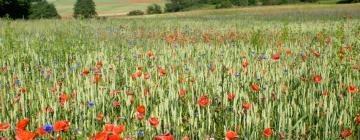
[48,0,165,17]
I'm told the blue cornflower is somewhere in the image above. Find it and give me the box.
[43,124,53,133]
[184,66,190,72]
[137,130,145,136]
[88,101,95,107]
[15,79,20,86]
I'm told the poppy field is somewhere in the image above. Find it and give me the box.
[0,4,360,140]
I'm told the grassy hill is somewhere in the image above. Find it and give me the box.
[48,0,165,17]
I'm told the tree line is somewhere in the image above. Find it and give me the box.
[0,0,96,19]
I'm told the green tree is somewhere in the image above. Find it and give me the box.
[147,4,162,14]
[165,0,193,12]
[29,0,60,19]
[231,0,249,6]
[0,0,30,19]
[74,0,97,18]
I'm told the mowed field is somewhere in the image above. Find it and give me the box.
[0,3,360,140]
[48,0,165,17]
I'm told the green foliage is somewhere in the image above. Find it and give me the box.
[165,0,193,12]
[0,0,30,19]
[231,0,249,6]
[215,0,233,9]
[127,10,145,16]
[74,0,97,18]
[29,0,60,19]
[337,0,359,3]
[147,4,162,14]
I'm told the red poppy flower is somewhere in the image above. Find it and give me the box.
[144,74,150,80]
[241,61,249,68]
[262,128,272,137]
[37,127,46,136]
[136,71,142,77]
[53,120,69,132]
[313,52,320,57]
[251,84,260,91]
[137,66,143,70]
[112,125,125,135]
[82,70,90,75]
[149,117,159,127]
[131,74,137,80]
[198,96,210,108]
[285,49,291,55]
[155,133,174,140]
[313,75,322,83]
[57,81,62,87]
[136,112,145,121]
[348,85,357,93]
[16,118,30,130]
[147,51,153,57]
[225,131,239,140]
[322,91,330,96]
[159,69,166,76]
[272,54,280,60]
[242,102,252,110]
[179,89,187,97]
[355,116,360,124]
[16,129,36,140]
[20,88,27,93]
[95,75,101,83]
[277,41,283,47]
[96,113,104,121]
[340,129,352,137]
[144,88,150,96]
[108,135,123,140]
[59,95,69,102]
[94,132,108,140]
[136,105,146,113]
[104,123,114,134]
[227,93,235,101]
[112,101,121,107]
[0,123,10,132]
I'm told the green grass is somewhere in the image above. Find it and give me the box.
[0,3,359,140]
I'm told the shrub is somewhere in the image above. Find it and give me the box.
[215,0,233,9]
[74,0,97,18]
[147,4,162,14]
[165,0,192,12]
[29,0,60,19]
[127,10,145,16]
[0,0,30,19]
[231,0,249,6]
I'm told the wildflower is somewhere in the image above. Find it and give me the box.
[16,129,36,140]
[225,131,239,140]
[144,74,150,80]
[57,81,62,87]
[271,54,280,60]
[149,117,159,127]
[262,128,272,137]
[241,61,249,68]
[16,118,30,130]
[137,130,145,136]
[136,105,146,113]
[159,69,166,76]
[96,113,104,121]
[313,75,322,83]
[155,133,174,140]
[251,84,260,91]
[82,70,90,75]
[88,101,95,107]
[0,122,10,131]
[136,112,145,121]
[348,85,357,93]
[179,89,187,97]
[53,120,69,132]
[198,96,210,108]
[20,87,27,93]
[355,116,360,124]
[43,124,53,133]
[227,93,235,101]
[242,102,252,110]
[340,129,352,137]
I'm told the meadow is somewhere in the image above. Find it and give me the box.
[0,3,360,140]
